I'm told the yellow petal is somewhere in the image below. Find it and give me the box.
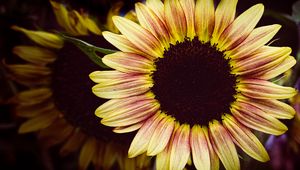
[195,0,215,42]
[190,125,210,170]
[102,31,153,60]
[135,2,170,49]
[218,4,264,50]
[16,102,55,118]
[164,0,187,43]
[18,110,58,133]
[222,114,270,162]
[147,114,175,156]
[102,52,154,73]
[180,0,196,38]
[113,122,143,133]
[146,0,165,22]
[13,46,56,65]
[92,74,153,99]
[237,96,296,119]
[211,0,238,45]
[16,88,52,105]
[254,56,296,80]
[238,78,297,99]
[79,137,97,170]
[231,101,288,135]
[11,25,63,49]
[128,113,162,158]
[113,16,163,57]
[226,24,281,59]
[169,124,190,170]
[209,120,240,170]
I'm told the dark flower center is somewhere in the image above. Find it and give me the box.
[51,36,133,144]
[151,38,237,126]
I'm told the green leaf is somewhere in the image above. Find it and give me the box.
[58,33,117,68]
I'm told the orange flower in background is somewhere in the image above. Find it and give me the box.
[90,0,297,169]
[4,1,151,169]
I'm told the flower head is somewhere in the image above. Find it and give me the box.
[90,0,297,169]
[5,1,151,169]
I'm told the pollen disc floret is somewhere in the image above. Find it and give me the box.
[90,0,297,169]
[152,38,237,125]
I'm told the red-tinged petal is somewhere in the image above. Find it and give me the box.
[170,124,191,170]
[237,95,296,119]
[145,0,165,22]
[135,2,170,49]
[102,31,154,60]
[222,114,270,162]
[238,79,297,99]
[102,52,154,73]
[211,0,238,45]
[128,113,163,158]
[190,125,210,170]
[232,46,291,74]
[203,126,220,170]
[218,4,264,50]
[92,74,153,99]
[254,56,296,80]
[231,101,288,135]
[113,16,164,58]
[195,0,215,43]
[226,24,281,59]
[209,120,240,170]
[95,93,155,118]
[147,115,175,156]
[164,0,187,43]
[100,101,159,127]
[180,0,196,38]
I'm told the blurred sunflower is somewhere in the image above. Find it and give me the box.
[4,1,150,169]
[90,0,297,169]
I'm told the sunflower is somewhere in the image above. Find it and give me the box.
[5,1,151,169]
[90,0,297,169]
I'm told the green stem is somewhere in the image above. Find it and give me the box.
[58,33,117,68]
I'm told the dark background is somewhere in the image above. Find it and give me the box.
[0,0,299,169]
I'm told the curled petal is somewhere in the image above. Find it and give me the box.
[226,24,281,59]
[238,79,297,99]
[254,56,296,80]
